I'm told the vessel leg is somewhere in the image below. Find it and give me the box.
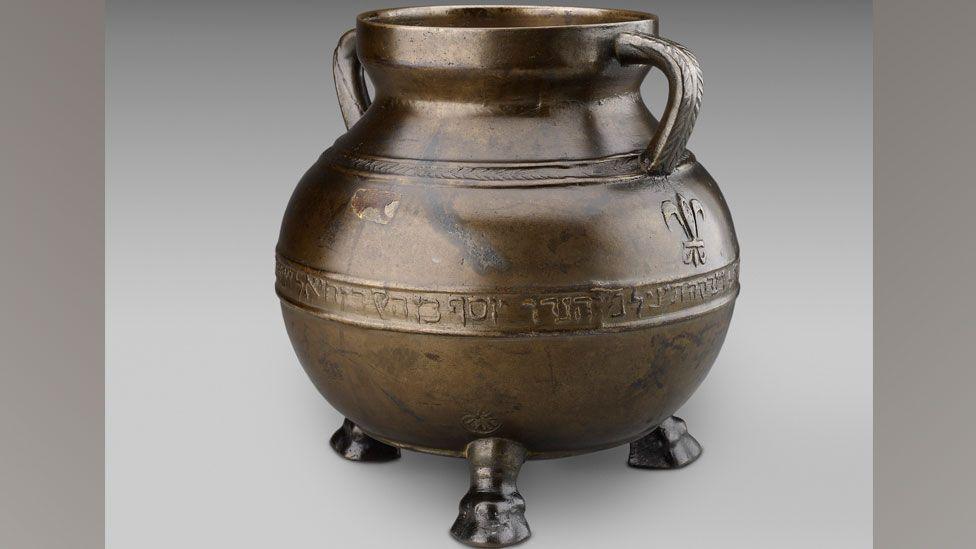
[450,438,531,547]
[627,415,703,469]
[329,418,401,462]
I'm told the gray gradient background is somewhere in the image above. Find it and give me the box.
[107,1,871,547]
[2,2,104,548]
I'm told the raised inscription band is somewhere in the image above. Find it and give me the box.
[276,256,739,336]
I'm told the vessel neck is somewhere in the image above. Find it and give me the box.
[340,5,661,162]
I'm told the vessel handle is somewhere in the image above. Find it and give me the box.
[332,29,371,129]
[613,32,703,175]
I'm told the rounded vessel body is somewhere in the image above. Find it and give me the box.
[277,6,739,458]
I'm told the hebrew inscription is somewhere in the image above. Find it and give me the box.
[276,256,739,335]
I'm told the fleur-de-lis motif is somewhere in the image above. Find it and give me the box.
[661,193,706,267]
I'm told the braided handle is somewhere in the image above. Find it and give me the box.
[332,29,371,129]
[614,32,703,175]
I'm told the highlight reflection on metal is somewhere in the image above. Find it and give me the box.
[276,6,739,547]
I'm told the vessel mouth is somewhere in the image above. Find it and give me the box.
[354,4,658,84]
[358,5,656,30]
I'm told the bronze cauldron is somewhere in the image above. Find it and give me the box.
[276,6,738,546]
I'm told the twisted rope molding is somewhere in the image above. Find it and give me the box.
[326,148,695,184]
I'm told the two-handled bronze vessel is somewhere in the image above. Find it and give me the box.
[276,6,739,546]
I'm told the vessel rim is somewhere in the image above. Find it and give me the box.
[357,5,657,31]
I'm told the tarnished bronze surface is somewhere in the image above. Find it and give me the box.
[277,6,738,546]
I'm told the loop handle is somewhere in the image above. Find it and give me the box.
[614,33,703,175]
[332,29,371,129]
